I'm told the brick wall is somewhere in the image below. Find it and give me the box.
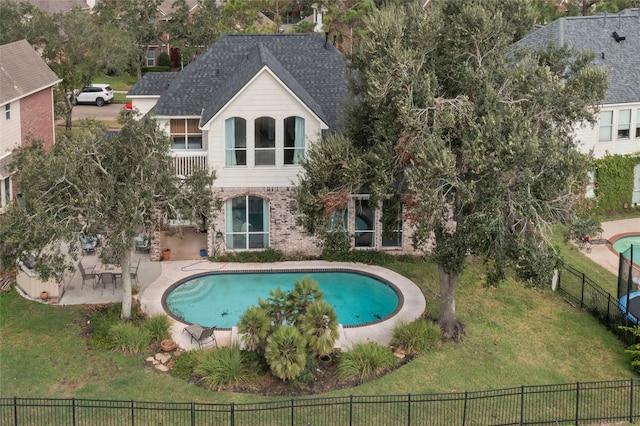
[20,88,55,149]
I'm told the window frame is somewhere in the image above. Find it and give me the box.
[4,104,10,120]
[636,108,640,138]
[284,116,305,165]
[617,109,631,140]
[254,116,276,166]
[381,198,403,248]
[225,117,247,166]
[170,118,203,150]
[598,110,613,142]
[225,195,270,250]
[1,176,11,209]
[146,48,155,67]
[354,198,375,248]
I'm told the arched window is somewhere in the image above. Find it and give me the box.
[225,117,246,166]
[284,116,305,164]
[254,116,275,165]
[225,196,269,250]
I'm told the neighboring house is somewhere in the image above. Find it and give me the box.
[128,33,416,258]
[0,39,61,213]
[516,8,640,205]
[10,0,93,14]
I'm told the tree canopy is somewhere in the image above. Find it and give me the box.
[294,0,609,341]
[0,113,217,319]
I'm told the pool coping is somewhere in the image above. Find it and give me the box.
[138,260,427,351]
[607,232,640,258]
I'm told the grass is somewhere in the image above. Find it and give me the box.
[0,228,636,402]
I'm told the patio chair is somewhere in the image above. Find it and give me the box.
[182,324,217,348]
[78,261,98,289]
[130,258,140,285]
[135,235,150,253]
[79,233,98,255]
[99,272,119,294]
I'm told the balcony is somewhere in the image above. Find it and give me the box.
[171,151,207,177]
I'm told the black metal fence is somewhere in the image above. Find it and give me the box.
[1,378,638,425]
[558,265,640,346]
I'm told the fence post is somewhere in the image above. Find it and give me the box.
[407,394,411,426]
[520,386,524,425]
[230,402,234,426]
[631,378,635,424]
[131,400,135,426]
[462,391,468,426]
[72,398,76,426]
[191,402,195,426]
[574,382,580,425]
[349,395,353,426]
[13,396,17,426]
[291,399,294,426]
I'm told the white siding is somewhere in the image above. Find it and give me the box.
[574,102,640,158]
[0,100,21,158]
[129,97,160,117]
[206,70,325,188]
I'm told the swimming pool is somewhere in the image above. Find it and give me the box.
[163,270,402,329]
[612,235,640,261]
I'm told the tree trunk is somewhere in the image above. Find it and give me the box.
[438,266,465,342]
[120,245,133,320]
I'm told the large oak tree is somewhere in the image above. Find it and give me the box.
[294,0,608,341]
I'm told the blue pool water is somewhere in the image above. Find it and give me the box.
[613,236,640,261]
[163,271,400,329]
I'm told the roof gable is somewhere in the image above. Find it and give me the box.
[200,43,326,126]
[516,8,640,105]
[147,33,349,130]
[0,39,61,106]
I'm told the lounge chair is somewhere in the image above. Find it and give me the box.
[182,324,217,348]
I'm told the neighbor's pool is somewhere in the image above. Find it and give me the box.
[612,235,640,261]
[163,270,401,329]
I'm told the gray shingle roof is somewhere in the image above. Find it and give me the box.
[128,72,177,96]
[515,8,640,105]
[138,33,349,130]
[0,39,61,106]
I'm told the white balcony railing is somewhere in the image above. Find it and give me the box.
[171,151,208,177]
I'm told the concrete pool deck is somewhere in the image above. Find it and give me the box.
[138,261,427,351]
[583,217,640,275]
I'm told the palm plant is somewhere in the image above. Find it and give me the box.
[258,287,289,326]
[264,325,307,381]
[287,276,324,323]
[238,306,271,352]
[299,299,338,357]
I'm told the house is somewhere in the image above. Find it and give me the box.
[128,33,417,258]
[0,39,61,213]
[516,8,640,205]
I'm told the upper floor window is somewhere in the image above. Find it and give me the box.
[225,195,269,250]
[255,117,275,166]
[1,176,11,209]
[284,116,305,165]
[225,117,246,166]
[171,119,202,149]
[5,104,10,120]
[636,109,640,138]
[617,109,631,139]
[598,111,613,142]
[146,48,155,66]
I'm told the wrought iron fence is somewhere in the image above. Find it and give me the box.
[1,378,638,425]
[558,266,639,345]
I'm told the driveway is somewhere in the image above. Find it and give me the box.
[72,103,123,122]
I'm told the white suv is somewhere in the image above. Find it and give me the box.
[74,84,114,106]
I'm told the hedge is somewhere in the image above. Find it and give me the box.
[593,153,640,214]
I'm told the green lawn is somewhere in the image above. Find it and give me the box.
[0,229,635,402]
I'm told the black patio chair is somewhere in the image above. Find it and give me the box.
[182,324,217,348]
[78,261,98,289]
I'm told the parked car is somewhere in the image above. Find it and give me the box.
[72,84,114,106]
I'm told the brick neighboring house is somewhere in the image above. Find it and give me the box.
[516,8,640,205]
[0,39,62,213]
[128,33,418,258]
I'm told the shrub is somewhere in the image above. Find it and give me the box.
[337,342,397,383]
[194,344,252,389]
[171,349,200,380]
[621,325,640,373]
[216,249,284,263]
[158,51,170,67]
[108,322,152,355]
[265,326,307,381]
[87,305,124,349]
[238,306,271,352]
[299,300,338,356]
[145,314,171,343]
[391,319,441,354]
